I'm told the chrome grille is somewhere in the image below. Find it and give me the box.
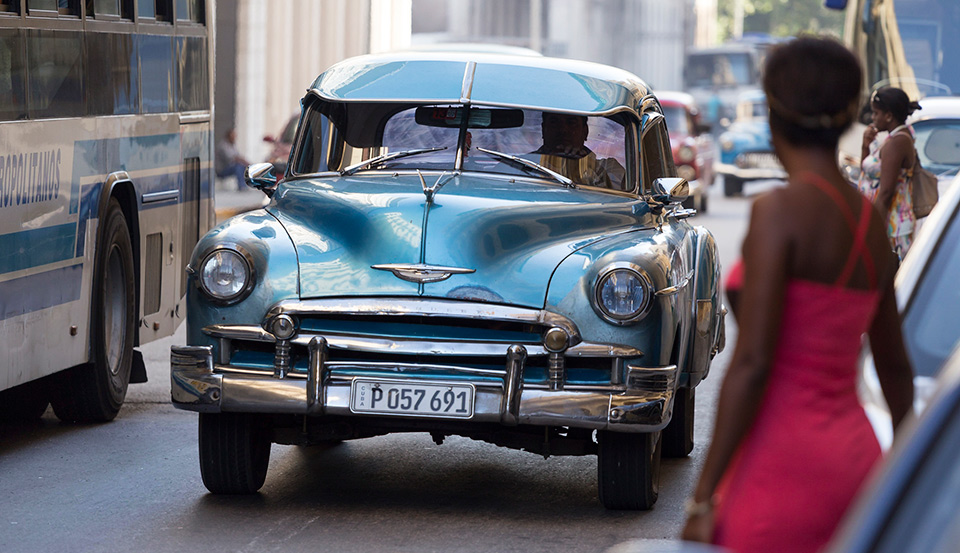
[735,152,781,169]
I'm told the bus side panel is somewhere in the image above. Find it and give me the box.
[0,119,99,389]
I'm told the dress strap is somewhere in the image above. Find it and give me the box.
[802,173,878,289]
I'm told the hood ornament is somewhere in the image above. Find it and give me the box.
[417,170,451,204]
[371,263,475,284]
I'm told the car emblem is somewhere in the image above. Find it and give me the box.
[371,263,475,283]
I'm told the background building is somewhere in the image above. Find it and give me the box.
[216,0,412,165]
[217,0,721,166]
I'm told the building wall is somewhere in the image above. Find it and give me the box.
[221,0,411,164]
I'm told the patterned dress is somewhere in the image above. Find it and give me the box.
[857,125,915,259]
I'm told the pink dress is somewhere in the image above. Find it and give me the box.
[714,177,882,553]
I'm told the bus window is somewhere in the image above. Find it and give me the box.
[140,34,175,113]
[0,29,27,121]
[85,32,139,116]
[177,36,209,111]
[26,29,83,119]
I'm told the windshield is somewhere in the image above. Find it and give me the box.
[913,119,960,176]
[293,103,632,191]
[685,52,756,88]
[903,201,960,377]
[892,0,960,95]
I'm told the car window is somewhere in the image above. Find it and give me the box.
[640,118,672,192]
[913,120,960,176]
[872,394,960,553]
[903,204,960,377]
[293,102,632,191]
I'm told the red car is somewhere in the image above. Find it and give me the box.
[658,91,716,212]
[263,113,299,176]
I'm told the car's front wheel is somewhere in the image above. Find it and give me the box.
[597,430,661,510]
[199,413,272,494]
[723,176,743,197]
[662,386,695,458]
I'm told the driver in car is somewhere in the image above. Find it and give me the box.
[533,112,625,189]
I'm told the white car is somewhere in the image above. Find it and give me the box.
[860,172,960,447]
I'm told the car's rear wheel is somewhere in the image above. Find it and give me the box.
[51,198,135,423]
[199,413,271,494]
[662,386,695,458]
[597,430,661,510]
[723,176,743,197]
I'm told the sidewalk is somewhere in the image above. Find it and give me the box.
[214,177,268,223]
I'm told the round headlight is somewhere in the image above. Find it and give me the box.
[594,267,653,324]
[720,137,734,151]
[677,164,697,182]
[199,248,252,302]
[677,145,695,163]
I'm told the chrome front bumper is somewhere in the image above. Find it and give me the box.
[171,344,678,433]
[716,162,786,180]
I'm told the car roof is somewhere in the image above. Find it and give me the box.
[656,91,696,108]
[309,51,651,117]
[908,96,960,123]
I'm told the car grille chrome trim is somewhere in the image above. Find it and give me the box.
[264,298,583,342]
[202,324,642,358]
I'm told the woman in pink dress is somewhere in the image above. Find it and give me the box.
[857,87,921,260]
[681,37,915,553]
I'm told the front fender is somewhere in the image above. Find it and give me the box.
[544,225,694,369]
[682,226,724,386]
[186,210,299,348]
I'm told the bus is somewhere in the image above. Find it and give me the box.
[0,0,215,422]
[827,0,960,99]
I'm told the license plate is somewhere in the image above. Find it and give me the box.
[350,379,475,418]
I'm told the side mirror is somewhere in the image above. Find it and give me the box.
[652,177,690,204]
[244,162,279,196]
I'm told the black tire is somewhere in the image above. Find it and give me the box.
[662,386,695,458]
[698,191,709,213]
[597,430,662,510]
[681,195,695,210]
[51,198,136,423]
[723,176,743,197]
[199,413,271,494]
[0,380,50,422]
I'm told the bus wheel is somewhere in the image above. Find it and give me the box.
[52,198,136,423]
[199,413,271,494]
[597,430,661,510]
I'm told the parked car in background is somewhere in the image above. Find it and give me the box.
[171,51,727,510]
[683,43,763,132]
[909,96,960,191]
[658,91,716,213]
[860,173,960,447]
[263,113,298,176]
[716,90,786,196]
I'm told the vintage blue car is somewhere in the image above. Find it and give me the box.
[170,51,726,510]
[716,90,786,196]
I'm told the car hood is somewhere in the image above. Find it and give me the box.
[268,173,654,308]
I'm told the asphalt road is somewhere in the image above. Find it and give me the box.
[0,180,767,553]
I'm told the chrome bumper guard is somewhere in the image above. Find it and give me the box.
[171,344,678,432]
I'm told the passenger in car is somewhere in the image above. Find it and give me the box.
[533,112,625,188]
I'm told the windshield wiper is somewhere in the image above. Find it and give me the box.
[475,147,575,188]
[340,146,448,176]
